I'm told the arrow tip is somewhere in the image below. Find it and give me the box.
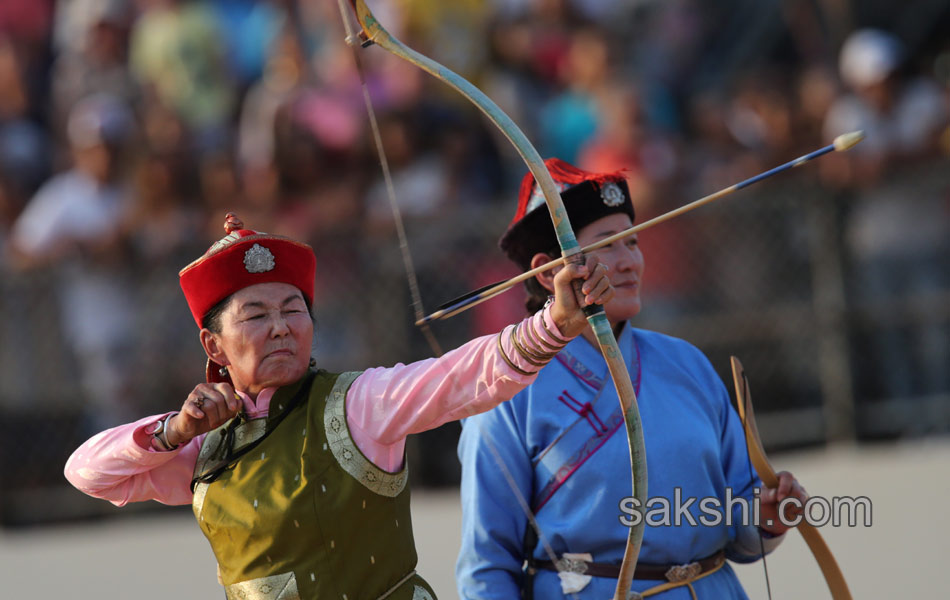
[833,130,865,152]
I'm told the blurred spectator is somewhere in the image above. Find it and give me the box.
[703,73,802,309]
[53,0,130,54]
[794,63,841,150]
[50,2,137,143]
[238,22,366,243]
[122,145,208,412]
[201,149,250,239]
[208,0,288,88]
[481,16,547,143]
[123,147,201,263]
[570,0,631,25]
[276,94,363,237]
[0,34,51,223]
[725,72,796,166]
[538,26,608,163]
[238,25,318,172]
[824,29,947,166]
[628,0,705,133]
[0,35,32,124]
[823,29,950,400]
[401,0,490,79]
[0,121,50,227]
[0,0,53,50]
[577,84,694,317]
[365,110,452,231]
[0,0,946,511]
[578,84,667,208]
[6,94,138,431]
[683,89,743,191]
[129,0,236,153]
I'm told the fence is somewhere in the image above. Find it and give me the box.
[1,158,947,526]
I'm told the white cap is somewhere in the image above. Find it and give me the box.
[839,29,903,88]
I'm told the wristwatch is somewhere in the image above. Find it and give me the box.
[151,413,180,451]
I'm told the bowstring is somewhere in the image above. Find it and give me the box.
[334,0,442,357]
[334,3,576,595]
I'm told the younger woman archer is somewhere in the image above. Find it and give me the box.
[456,160,809,599]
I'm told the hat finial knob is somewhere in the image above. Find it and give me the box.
[224,212,244,235]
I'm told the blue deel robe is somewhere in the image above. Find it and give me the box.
[457,325,775,599]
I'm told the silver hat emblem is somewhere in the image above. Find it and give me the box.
[244,243,276,273]
[600,182,624,207]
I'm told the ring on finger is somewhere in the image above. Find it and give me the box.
[193,396,208,409]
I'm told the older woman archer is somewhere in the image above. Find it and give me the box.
[65,213,613,600]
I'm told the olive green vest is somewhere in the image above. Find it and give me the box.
[192,370,436,600]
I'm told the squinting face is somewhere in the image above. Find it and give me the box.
[209,282,313,396]
[575,212,644,325]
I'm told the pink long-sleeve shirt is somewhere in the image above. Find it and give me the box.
[65,307,570,507]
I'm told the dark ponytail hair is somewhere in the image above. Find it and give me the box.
[522,248,558,314]
[524,277,551,314]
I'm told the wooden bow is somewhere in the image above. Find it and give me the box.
[730,356,852,599]
[342,2,647,596]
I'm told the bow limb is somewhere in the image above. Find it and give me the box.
[347,2,646,597]
[730,357,852,600]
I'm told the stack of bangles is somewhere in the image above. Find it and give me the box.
[497,311,570,376]
[149,412,181,452]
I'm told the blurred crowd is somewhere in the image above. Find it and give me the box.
[0,0,947,455]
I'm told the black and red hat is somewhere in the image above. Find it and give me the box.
[499,158,634,269]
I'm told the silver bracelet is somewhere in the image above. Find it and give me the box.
[155,413,180,451]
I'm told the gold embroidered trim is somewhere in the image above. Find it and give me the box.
[324,371,408,497]
[192,482,209,519]
[224,571,299,600]
[233,418,268,450]
[194,418,267,470]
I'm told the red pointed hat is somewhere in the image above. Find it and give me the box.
[499,158,634,269]
[179,213,316,329]
[180,213,316,384]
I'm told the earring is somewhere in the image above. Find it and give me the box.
[309,358,316,368]
[219,366,229,376]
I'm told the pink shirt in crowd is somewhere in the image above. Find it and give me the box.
[65,307,571,507]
